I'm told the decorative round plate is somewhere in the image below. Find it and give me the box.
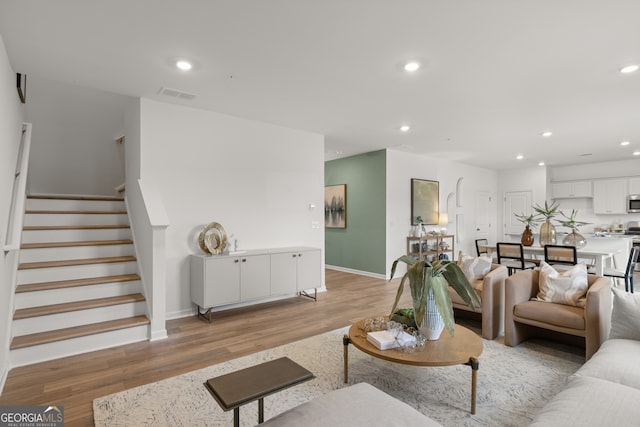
[198,222,227,255]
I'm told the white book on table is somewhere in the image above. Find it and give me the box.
[367,330,416,350]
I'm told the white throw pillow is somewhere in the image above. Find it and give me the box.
[457,251,492,281]
[610,287,640,340]
[535,261,588,307]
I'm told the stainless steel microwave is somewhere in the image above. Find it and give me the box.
[629,195,640,213]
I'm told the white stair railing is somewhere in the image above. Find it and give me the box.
[4,122,32,253]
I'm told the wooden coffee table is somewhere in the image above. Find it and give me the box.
[343,318,483,414]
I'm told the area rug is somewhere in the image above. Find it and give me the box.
[93,327,584,426]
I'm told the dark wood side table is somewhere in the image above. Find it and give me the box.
[204,357,314,426]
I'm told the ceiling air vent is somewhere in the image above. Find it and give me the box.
[158,86,197,100]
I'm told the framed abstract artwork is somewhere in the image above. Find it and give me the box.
[324,184,346,228]
[411,179,439,225]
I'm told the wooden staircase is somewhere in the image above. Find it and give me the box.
[10,195,150,367]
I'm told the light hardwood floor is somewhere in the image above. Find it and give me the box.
[2,268,637,426]
[0,269,414,426]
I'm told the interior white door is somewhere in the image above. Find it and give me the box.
[504,191,532,238]
[474,191,492,241]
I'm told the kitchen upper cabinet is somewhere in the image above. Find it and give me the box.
[593,179,628,214]
[629,177,640,195]
[551,180,592,199]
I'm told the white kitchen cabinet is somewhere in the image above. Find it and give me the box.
[190,247,321,318]
[551,180,592,199]
[270,248,321,297]
[628,177,640,195]
[593,179,628,214]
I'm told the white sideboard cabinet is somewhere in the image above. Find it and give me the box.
[271,249,321,297]
[190,247,321,321]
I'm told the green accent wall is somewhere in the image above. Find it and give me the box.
[325,150,386,275]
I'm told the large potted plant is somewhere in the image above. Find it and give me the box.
[389,256,481,340]
[514,212,542,246]
[533,200,560,247]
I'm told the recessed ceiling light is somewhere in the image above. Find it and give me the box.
[621,141,631,146]
[633,150,640,156]
[400,125,411,132]
[541,131,553,137]
[516,155,524,160]
[176,60,192,71]
[620,64,639,74]
[538,161,545,166]
[404,62,420,72]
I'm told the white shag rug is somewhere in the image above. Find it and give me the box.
[93,327,583,426]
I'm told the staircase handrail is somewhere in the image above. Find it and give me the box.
[4,123,32,253]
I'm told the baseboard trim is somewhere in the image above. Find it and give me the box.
[325,265,387,280]
[166,290,328,321]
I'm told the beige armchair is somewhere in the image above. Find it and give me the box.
[449,263,508,340]
[504,269,611,360]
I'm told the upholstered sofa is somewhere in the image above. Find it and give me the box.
[530,287,640,426]
[504,268,611,360]
[449,263,508,339]
[260,382,440,426]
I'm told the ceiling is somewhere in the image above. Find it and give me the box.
[1,0,639,170]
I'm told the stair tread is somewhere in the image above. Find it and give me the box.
[16,274,141,293]
[19,256,136,270]
[21,240,133,249]
[25,210,127,214]
[27,195,124,202]
[14,294,146,319]
[23,224,130,230]
[10,315,150,349]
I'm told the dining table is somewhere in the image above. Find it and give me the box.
[481,244,619,276]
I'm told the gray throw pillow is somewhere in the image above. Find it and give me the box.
[610,287,640,340]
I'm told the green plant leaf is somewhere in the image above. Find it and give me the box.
[389,256,481,338]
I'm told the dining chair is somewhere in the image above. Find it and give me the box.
[475,239,489,257]
[602,246,640,293]
[544,244,577,271]
[496,242,536,275]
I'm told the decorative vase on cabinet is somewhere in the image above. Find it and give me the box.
[521,225,534,246]
[539,220,557,247]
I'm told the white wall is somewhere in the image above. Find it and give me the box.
[0,33,26,393]
[386,149,498,276]
[24,77,130,196]
[139,99,325,318]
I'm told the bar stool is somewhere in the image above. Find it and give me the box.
[544,244,577,271]
[497,242,536,275]
[603,246,639,292]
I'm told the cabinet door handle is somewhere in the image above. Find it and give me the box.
[292,254,297,257]
[242,258,247,262]
[234,259,239,263]
[298,253,302,257]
